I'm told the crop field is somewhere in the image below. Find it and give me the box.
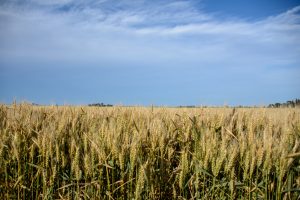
[0,104,300,199]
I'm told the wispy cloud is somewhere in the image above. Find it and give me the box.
[0,0,299,105]
[1,1,299,64]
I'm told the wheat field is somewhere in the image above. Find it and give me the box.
[0,103,299,199]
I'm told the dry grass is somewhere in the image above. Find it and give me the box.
[0,103,300,199]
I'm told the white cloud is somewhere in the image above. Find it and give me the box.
[1,0,299,105]
[0,0,299,72]
[30,0,74,6]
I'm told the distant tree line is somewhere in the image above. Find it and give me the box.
[88,103,113,107]
[177,105,196,108]
[268,99,300,108]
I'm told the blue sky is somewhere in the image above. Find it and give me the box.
[0,0,300,106]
